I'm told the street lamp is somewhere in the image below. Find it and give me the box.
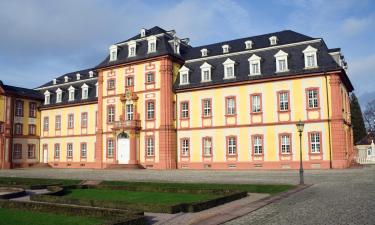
[296,120,305,185]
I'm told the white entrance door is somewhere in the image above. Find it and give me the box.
[43,148,48,163]
[117,138,130,164]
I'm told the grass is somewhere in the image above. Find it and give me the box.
[0,208,104,225]
[63,189,220,205]
[0,177,80,187]
[101,181,293,194]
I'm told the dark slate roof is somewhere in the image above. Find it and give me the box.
[174,31,353,91]
[96,27,191,69]
[116,26,169,44]
[356,132,375,145]
[182,30,315,60]
[39,79,98,109]
[0,81,43,100]
[37,68,97,88]
[328,48,341,53]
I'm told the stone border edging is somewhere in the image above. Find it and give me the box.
[192,184,313,225]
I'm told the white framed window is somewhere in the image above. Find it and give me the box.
[253,136,263,154]
[201,48,208,57]
[310,133,321,153]
[81,143,87,158]
[128,40,136,57]
[15,101,23,117]
[81,83,89,100]
[181,138,190,156]
[203,137,212,156]
[44,90,50,105]
[55,115,61,130]
[181,101,189,119]
[43,117,49,131]
[109,45,118,61]
[227,136,237,155]
[81,112,88,128]
[107,139,114,157]
[274,50,289,72]
[146,101,155,120]
[307,89,319,108]
[68,86,75,101]
[146,136,154,156]
[67,143,73,158]
[279,92,289,111]
[147,36,157,53]
[251,95,261,113]
[248,54,261,76]
[13,144,22,159]
[222,44,230,53]
[245,40,253,49]
[107,105,115,123]
[126,104,133,121]
[68,114,74,128]
[226,97,236,115]
[179,66,190,85]
[146,72,155,83]
[200,62,212,82]
[281,134,291,154]
[54,144,60,158]
[223,58,235,79]
[56,88,62,103]
[126,77,134,86]
[303,45,318,68]
[202,99,211,117]
[269,36,278,45]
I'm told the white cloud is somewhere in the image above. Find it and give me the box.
[348,54,375,93]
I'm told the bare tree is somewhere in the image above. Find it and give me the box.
[363,99,375,132]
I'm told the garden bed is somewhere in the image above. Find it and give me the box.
[31,185,248,213]
[0,199,145,225]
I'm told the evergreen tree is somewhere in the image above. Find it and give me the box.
[350,93,367,144]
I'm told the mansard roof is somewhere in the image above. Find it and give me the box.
[37,68,97,89]
[0,80,43,100]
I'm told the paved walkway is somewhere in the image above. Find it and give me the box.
[1,166,374,224]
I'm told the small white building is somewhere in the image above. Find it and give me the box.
[355,134,375,164]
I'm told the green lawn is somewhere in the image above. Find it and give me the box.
[63,189,219,205]
[0,208,104,225]
[102,181,293,194]
[0,177,80,187]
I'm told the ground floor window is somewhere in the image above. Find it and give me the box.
[54,144,60,158]
[310,132,321,153]
[181,138,190,156]
[280,134,291,154]
[107,139,114,158]
[203,137,212,156]
[27,144,36,159]
[227,136,237,155]
[81,143,87,158]
[67,143,73,158]
[13,144,22,159]
[253,135,263,155]
[146,136,154,156]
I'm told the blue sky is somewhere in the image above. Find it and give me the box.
[0,0,374,104]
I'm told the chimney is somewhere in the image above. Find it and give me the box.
[53,79,57,85]
[141,28,146,37]
[76,73,81,80]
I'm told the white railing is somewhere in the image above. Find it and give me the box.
[355,156,375,164]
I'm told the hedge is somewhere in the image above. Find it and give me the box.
[0,200,145,225]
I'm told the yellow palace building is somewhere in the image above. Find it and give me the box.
[0,27,354,170]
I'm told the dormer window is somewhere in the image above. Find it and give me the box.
[223,58,236,79]
[147,36,157,53]
[141,28,146,37]
[56,88,62,103]
[269,36,278,45]
[303,45,318,68]
[201,48,208,57]
[109,45,118,61]
[248,54,261,76]
[64,76,69,83]
[200,62,212,82]
[76,73,80,80]
[128,41,136,57]
[68,86,75,101]
[222,45,230,53]
[274,50,289,72]
[44,90,50,105]
[245,40,253,49]
[81,83,89,100]
[179,66,189,85]
[89,71,94,78]
[171,37,180,54]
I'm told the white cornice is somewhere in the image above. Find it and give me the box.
[35,77,98,91]
[185,39,322,63]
